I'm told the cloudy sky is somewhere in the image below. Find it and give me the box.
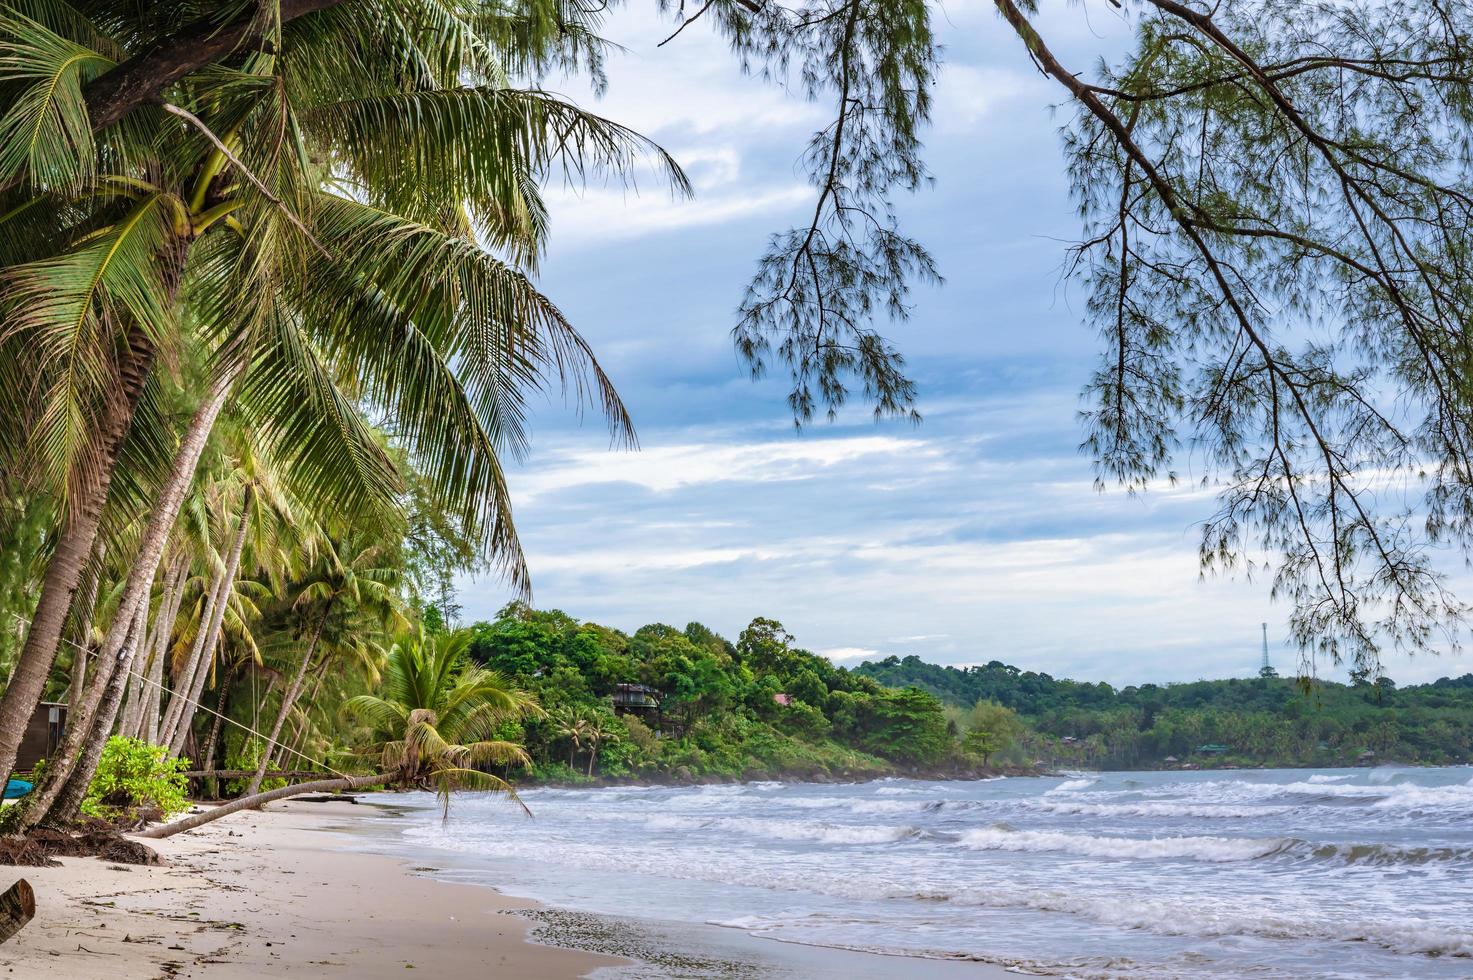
[457,2,1469,688]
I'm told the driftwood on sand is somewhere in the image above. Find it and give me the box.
[0,878,34,944]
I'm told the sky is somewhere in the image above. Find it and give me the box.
[455,1,1470,688]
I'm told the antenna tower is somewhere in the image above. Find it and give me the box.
[1260,622,1271,673]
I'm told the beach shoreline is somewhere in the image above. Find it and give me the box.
[0,799,622,979]
[0,797,1018,979]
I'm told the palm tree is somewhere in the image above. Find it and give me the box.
[551,707,590,771]
[0,2,683,801]
[581,712,621,778]
[243,533,405,795]
[342,628,538,816]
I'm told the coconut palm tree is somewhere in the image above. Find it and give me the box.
[0,1,683,799]
[341,628,538,816]
[581,711,620,778]
[242,532,405,795]
[550,706,590,771]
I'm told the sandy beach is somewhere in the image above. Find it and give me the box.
[0,800,621,979]
[0,798,1018,979]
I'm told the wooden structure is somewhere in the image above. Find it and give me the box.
[610,683,661,716]
[14,702,65,772]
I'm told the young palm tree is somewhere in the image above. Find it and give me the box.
[0,1,684,798]
[550,706,590,771]
[342,628,538,816]
[581,712,620,778]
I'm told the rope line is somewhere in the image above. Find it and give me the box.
[10,614,348,780]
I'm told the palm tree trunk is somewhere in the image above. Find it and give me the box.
[15,555,158,830]
[198,679,230,798]
[270,674,325,773]
[167,489,252,759]
[38,601,151,828]
[158,571,218,749]
[64,542,105,714]
[136,771,393,839]
[117,553,177,741]
[0,333,156,789]
[245,608,328,796]
[139,556,186,744]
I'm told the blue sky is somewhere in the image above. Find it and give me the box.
[457,2,1469,688]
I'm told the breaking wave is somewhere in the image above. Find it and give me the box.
[957,825,1290,862]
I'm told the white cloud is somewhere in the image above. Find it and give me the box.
[514,433,940,499]
[542,182,811,248]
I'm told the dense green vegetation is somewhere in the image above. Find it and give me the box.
[466,608,968,782]
[3,0,1473,846]
[857,656,1473,769]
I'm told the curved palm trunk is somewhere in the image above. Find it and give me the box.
[139,556,186,744]
[15,560,157,830]
[136,771,393,839]
[118,556,182,740]
[269,673,325,773]
[245,609,328,796]
[41,602,151,827]
[0,334,156,789]
[64,543,105,714]
[197,679,231,798]
[167,490,252,760]
[158,576,217,749]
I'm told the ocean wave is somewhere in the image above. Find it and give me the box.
[935,886,1473,958]
[1307,773,1352,784]
[1044,778,1099,795]
[1031,800,1291,819]
[957,825,1289,862]
[643,813,922,845]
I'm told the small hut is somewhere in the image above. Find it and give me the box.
[610,683,661,716]
[15,701,66,772]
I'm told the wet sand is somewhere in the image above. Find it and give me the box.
[0,798,1018,978]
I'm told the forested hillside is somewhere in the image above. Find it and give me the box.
[464,606,975,782]
[856,655,1473,768]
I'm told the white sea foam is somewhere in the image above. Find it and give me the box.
[1044,778,1099,795]
[939,886,1473,958]
[1032,800,1291,819]
[957,825,1289,862]
[1307,773,1352,783]
[641,813,919,845]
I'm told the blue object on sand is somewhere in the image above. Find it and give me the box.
[3,779,31,799]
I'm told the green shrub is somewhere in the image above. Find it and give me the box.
[223,739,286,796]
[82,737,189,820]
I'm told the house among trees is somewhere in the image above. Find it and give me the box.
[610,683,662,717]
[1195,744,1229,755]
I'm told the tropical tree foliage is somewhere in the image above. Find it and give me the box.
[342,628,537,814]
[0,0,680,828]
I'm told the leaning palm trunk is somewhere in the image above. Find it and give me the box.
[168,490,252,759]
[269,673,325,774]
[197,681,231,797]
[65,542,105,714]
[138,556,187,744]
[40,603,152,828]
[14,560,157,831]
[245,609,328,796]
[0,335,157,789]
[20,369,239,815]
[158,573,219,749]
[111,373,242,744]
[137,772,395,839]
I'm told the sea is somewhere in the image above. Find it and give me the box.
[356,767,1473,978]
